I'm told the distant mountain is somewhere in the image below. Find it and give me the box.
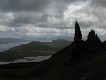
[0,39,71,61]
[0,38,27,44]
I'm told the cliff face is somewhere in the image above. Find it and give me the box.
[0,21,106,80]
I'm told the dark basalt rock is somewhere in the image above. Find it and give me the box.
[73,21,83,59]
[86,30,103,50]
[74,21,82,43]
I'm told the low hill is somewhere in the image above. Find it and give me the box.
[0,39,71,61]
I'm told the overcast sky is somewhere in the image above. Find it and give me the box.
[0,0,105,41]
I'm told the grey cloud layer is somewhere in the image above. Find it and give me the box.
[0,0,105,41]
[90,0,106,7]
[0,0,51,12]
[0,0,84,12]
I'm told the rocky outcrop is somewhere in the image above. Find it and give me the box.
[86,30,103,50]
[74,21,82,43]
[69,21,105,64]
[73,21,103,50]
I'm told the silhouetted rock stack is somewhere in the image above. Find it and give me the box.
[86,30,103,50]
[73,21,86,51]
[71,21,85,62]
[74,21,82,43]
[72,22,104,60]
[74,21,102,49]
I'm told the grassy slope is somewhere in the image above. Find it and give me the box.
[0,47,106,80]
[0,40,71,61]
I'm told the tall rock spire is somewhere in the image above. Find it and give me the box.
[74,21,82,42]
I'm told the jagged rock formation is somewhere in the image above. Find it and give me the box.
[74,21,82,43]
[86,30,103,49]
[0,21,106,80]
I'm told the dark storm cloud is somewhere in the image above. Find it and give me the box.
[0,0,51,12]
[6,13,49,27]
[0,0,86,12]
[90,0,106,7]
[0,0,106,41]
[0,0,87,28]
[12,14,47,24]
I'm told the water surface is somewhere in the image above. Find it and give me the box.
[0,56,51,65]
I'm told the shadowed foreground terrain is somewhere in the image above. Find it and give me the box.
[0,21,106,80]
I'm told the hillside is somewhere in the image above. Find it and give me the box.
[0,39,71,61]
[0,21,106,80]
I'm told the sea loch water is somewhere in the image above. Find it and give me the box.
[0,56,51,65]
[0,42,51,64]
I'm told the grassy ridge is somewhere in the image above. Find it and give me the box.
[0,40,71,61]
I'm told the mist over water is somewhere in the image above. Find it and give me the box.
[0,56,51,65]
